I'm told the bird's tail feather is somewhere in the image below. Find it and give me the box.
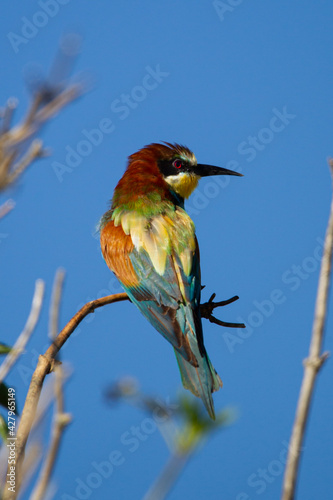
[174,349,222,419]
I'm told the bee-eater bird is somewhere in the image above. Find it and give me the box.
[99,143,242,419]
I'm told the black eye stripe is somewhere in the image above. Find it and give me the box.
[158,157,187,177]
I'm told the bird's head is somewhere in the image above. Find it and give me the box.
[130,142,242,199]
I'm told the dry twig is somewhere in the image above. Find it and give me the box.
[0,85,81,191]
[0,199,15,219]
[3,292,128,500]
[4,288,240,499]
[0,280,45,385]
[29,365,71,500]
[30,269,71,500]
[143,453,190,500]
[0,34,83,192]
[281,160,333,500]
[48,269,66,341]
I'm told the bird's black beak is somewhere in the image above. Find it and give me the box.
[196,163,243,177]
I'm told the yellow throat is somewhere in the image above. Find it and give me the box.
[165,172,199,199]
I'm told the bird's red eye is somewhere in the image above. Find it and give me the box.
[173,159,182,169]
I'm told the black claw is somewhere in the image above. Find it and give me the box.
[200,293,245,329]
[209,316,246,328]
[214,295,240,307]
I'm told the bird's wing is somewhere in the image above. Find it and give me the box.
[100,211,203,366]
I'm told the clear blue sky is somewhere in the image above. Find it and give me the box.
[1,2,333,499]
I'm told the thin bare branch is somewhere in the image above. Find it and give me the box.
[19,443,42,500]
[0,38,83,192]
[5,140,44,187]
[2,85,82,151]
[143,453,190,500]
[0,280,45,385]
[45,292,129,361]
[0,151,16,189]
[0,86,81,191]
[30,269,70,500]
[48,268,66,341]
[0,369,70,495]
[0,199,15,219]
[3,286,241,499]
[0,98,18,134]
[29,364,71,500]
[3,292,128,500]
[281,159,333,500]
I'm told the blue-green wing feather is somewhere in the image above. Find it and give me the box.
[126,248,198,364]
[121,242,222,419]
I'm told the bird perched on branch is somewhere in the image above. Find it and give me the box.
[99,143,242,419]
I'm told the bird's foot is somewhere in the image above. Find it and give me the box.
[200,293,245,328]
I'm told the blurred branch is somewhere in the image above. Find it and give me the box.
[106,378,175,419]
[143,404,231,500]
[3,292,128,500]
[0,280,45,385]
[0,35,83,192]
[48,268,66,341]
[1,139,43,188]
[0,199,15,219]
[0,369,70,495]
[30,269,71,500]
[29,364,71,500]
[281,159,333,500]
[4,285,241,499]
[0,85,81,191]
[106,379,232,500]
[143,453,190,500]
